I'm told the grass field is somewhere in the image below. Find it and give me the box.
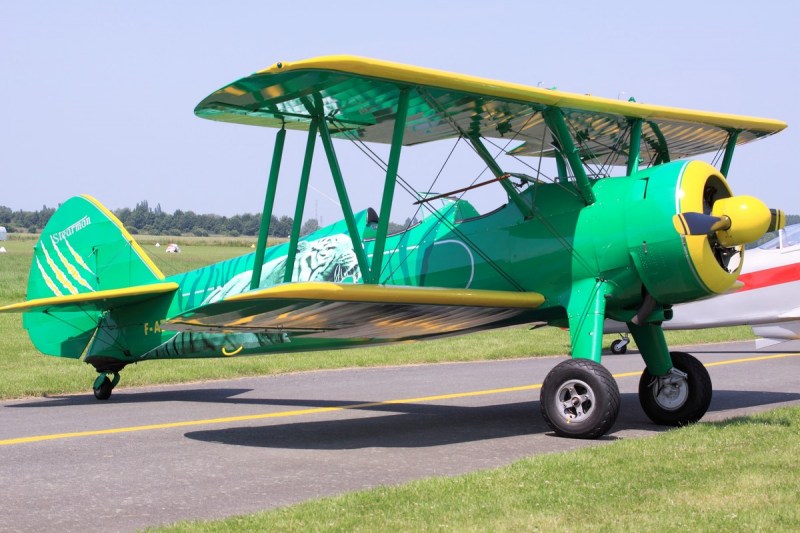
[0,236,754,400]
[151,404,800,532]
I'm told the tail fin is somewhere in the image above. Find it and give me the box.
[28,195,163,299]
[22,195,165,358]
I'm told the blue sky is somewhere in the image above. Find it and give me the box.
[2,1,798,223]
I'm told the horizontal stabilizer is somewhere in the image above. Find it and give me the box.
[164,282,546,340]
[779,307,800,319]
[754,337,789,350]
[0,282,179,314]
[751,320,800,347]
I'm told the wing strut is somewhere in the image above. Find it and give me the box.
[315,97,371,282]
[626,119,643,176]
[284,117,320,282]
[644,121,671,165]
[467,134,535,218]
[370,87,410,283]
[719,130,740,177]
[542,108,596,205]
[251,127,286,290]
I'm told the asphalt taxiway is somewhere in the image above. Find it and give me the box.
[1,340,799,532]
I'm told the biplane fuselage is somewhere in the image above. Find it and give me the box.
[3,56,787,438]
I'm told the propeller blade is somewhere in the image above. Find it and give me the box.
[672,212,730,236]
[768,209,786,233]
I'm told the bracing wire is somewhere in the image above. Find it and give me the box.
[332,118,526,291]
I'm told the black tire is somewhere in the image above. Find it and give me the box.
[639,351,712,426]
[93,377,113,400]
[540,359,620,439]
[610,339,628,354]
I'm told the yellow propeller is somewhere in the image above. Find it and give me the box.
[673,195,785,247]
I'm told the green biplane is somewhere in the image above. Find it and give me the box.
[1,56,788,439]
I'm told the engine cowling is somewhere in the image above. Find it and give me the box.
[621,160,783,306]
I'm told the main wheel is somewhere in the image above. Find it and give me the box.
[93,377,113,400]
[540,359,620,439]
[639,351,712,426]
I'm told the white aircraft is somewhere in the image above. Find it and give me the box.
[608,223,800,353]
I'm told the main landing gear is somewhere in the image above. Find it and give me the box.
[540,353,712,439]
[638,351,712,426]
[544,282,713,438]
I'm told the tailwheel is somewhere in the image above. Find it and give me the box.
[639,351,712,426]
[92,372,120,401]
[540,359,620,439]
[610,335,629,354]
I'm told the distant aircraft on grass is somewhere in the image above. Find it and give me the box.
[0,56,788,439]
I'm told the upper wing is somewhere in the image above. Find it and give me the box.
[195,55,786,167]
[163,282,546,340]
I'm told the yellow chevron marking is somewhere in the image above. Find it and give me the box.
[53,243,94,292]
[64,238,94,275]
[41,245,78,295]
[35,258,62,297]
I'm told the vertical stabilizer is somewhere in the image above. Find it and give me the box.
[23,195,164,358]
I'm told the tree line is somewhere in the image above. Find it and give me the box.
[0,200,410,237]
[1,202,797,242]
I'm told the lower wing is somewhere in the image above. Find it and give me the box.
[163,282,546,341]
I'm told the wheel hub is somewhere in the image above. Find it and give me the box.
[651,368,689,410]
[555,379,596,421]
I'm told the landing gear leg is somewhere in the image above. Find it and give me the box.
[92,371,121,400]
[541,279,620,439]
[627,322,712,426]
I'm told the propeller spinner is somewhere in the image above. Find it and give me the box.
[673,195,785,247]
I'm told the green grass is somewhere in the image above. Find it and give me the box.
[153,405,800,532]
[0,236,754,400]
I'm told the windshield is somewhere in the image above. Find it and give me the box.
[758,223,800,250]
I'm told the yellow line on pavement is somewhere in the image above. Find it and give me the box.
[0,384,542,446]
[2,352,797,446]
[703,352,800,367]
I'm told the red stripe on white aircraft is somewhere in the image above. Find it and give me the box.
[737,263,800,292]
